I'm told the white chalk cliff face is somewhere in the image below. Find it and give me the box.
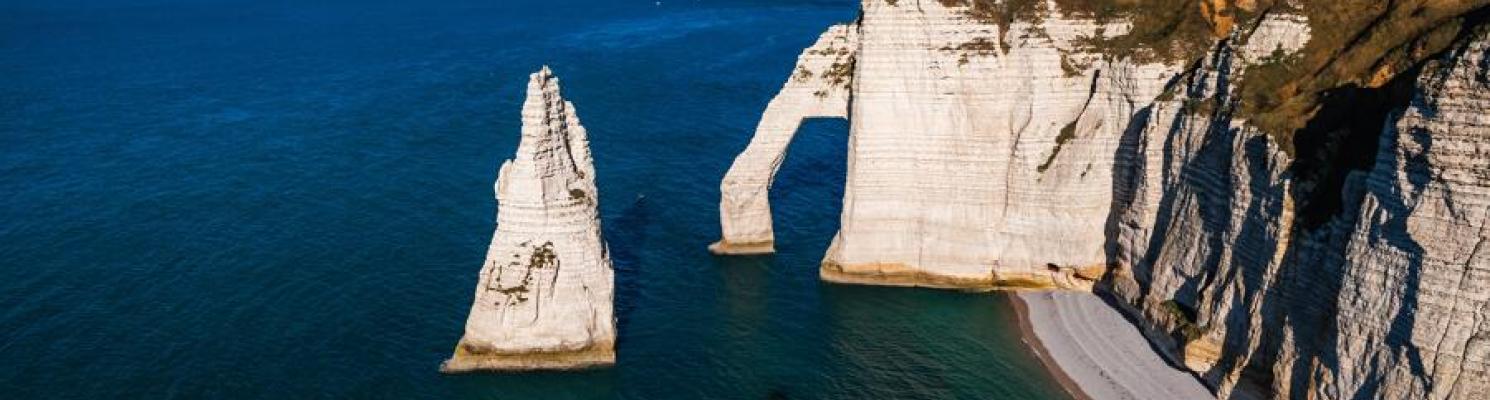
[443,67,615,372]
[717,0,1175,288]
[1105,15,1490,400]
[1105,13,1312,396]
[1310,33,1490,399]
[717,0,1490,398]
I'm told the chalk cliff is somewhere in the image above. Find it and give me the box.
[823,0,1178,289]
[1319,32,1490,399]
[716,0,1490,398]
[717,0,1175,289]
[443,67,615,372]
[1104,13,1314,396]
[1105,8,1490,400]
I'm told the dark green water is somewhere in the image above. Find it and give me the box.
[0,0,1071,398]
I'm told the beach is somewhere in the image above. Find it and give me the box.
[1013,291,1214,400]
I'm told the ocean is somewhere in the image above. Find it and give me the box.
[0,0,1069,398]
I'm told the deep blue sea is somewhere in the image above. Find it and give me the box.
[0,1,1070,398]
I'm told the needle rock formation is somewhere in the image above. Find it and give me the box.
[443,67,615,373]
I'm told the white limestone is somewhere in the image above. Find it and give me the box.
[716,0,1175,288]
[1236,12,1311,63]
[442,67,615,372]
[714,1,1490,398]
[713,24,857,255]
[1106,12,1490,400]
[1318,33,1490,399]
[1105,33,1300,397]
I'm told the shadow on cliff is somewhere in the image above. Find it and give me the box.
[1273,11,1490,398]
[1263,36,1461,399]
[1101,45,1245,333]
[1351,127,1433,400]
[1098,30,1440,397]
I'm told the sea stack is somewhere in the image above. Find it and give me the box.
[442,67,615,373]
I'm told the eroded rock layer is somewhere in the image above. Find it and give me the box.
[1107,16,1490,400]
[716,0,1176,288]
[717,0,1490,398]
[443,67,615,372]
[824,0,1173,289]
[1106,19,1308,397]
[713,24,857,255]
[1312,31,1490,399]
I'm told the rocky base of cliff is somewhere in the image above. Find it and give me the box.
[820,260,1103,291]
[706,240,775,256]
[440,342,616,373]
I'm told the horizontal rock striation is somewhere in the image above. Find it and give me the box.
[443,67,615,373]
[717,0,1490,397]
[1107,14,1490,400]
[716,0,1175,289]
[825,0,1151,289]
[1105,15,1307,396]
[713,24,857,255]
[1309,31,1490,399]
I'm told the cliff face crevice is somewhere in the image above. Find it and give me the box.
[1104,30,1301,396]
[1303,28,1490,398]
[1108,13,1490,400]
[1106,12,1490,399]
[715,1,1490,398]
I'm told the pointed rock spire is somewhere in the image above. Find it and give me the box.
[442,67,615,372]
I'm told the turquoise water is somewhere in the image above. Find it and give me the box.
[0,1,1070,398]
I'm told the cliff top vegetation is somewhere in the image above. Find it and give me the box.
[932,0,1490,155]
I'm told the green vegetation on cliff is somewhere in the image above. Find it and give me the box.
[1237,0,1488,153]
[935,0,1490,156]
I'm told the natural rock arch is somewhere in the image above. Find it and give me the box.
[711,25,857,255]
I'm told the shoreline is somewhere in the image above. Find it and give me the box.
[1009,292,1096,400]
[1010,291,1213,400]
